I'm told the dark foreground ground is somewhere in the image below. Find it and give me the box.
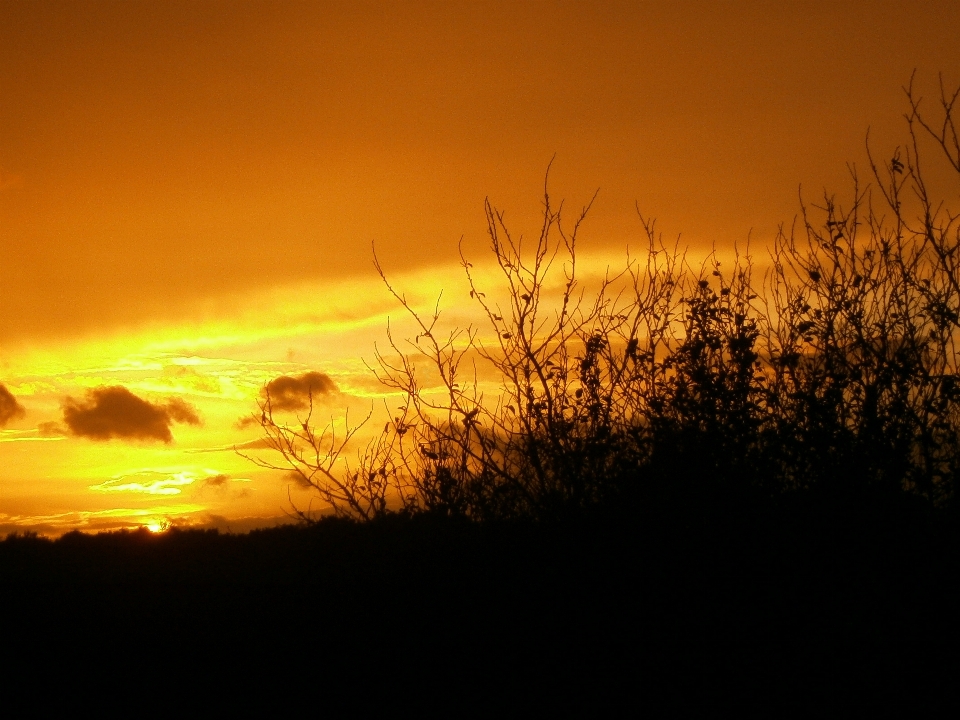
[5,499,960,707]
[3,492,960,649]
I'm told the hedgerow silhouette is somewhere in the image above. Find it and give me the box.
[251,73,960,523]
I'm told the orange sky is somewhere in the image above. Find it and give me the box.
[2,0,960,535]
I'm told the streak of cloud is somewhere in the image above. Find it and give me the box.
[187,438,275,452]
[0,429,66,444]
[91,470,199,495]
[0,383,26,427]
[62,386,201,443]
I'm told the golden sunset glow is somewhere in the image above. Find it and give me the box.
[3,1,960,536]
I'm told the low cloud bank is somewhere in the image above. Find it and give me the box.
[62,386,201,443]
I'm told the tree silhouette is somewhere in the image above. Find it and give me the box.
[249,73,960,523]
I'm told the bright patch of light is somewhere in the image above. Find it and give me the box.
[91,470,202,495]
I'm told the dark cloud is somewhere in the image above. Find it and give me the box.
[235,415,259,430]
[62,386,201,443]
[264,371,337,411]
[166,397,201,424]
[202,473,230,488]
[0,383,26,426]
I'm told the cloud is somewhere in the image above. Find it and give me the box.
[91,470,198,495]
[187,437,275,452]
[37,421,68,437]
[0,383,26,426]
[90,470,238,495]
[62,386,201,443]
[195,473,251,498]
[166,397,202,424]
[158,364,221,394]
[235,415,259,430]
[235,437,275,450]
[201,473,230,488]
[263,371,338,411]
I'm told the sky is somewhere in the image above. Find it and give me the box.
[2,0,960,535]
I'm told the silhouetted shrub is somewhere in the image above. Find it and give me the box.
[250,73,960,523]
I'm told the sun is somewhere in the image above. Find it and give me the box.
[145,520,168,533]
